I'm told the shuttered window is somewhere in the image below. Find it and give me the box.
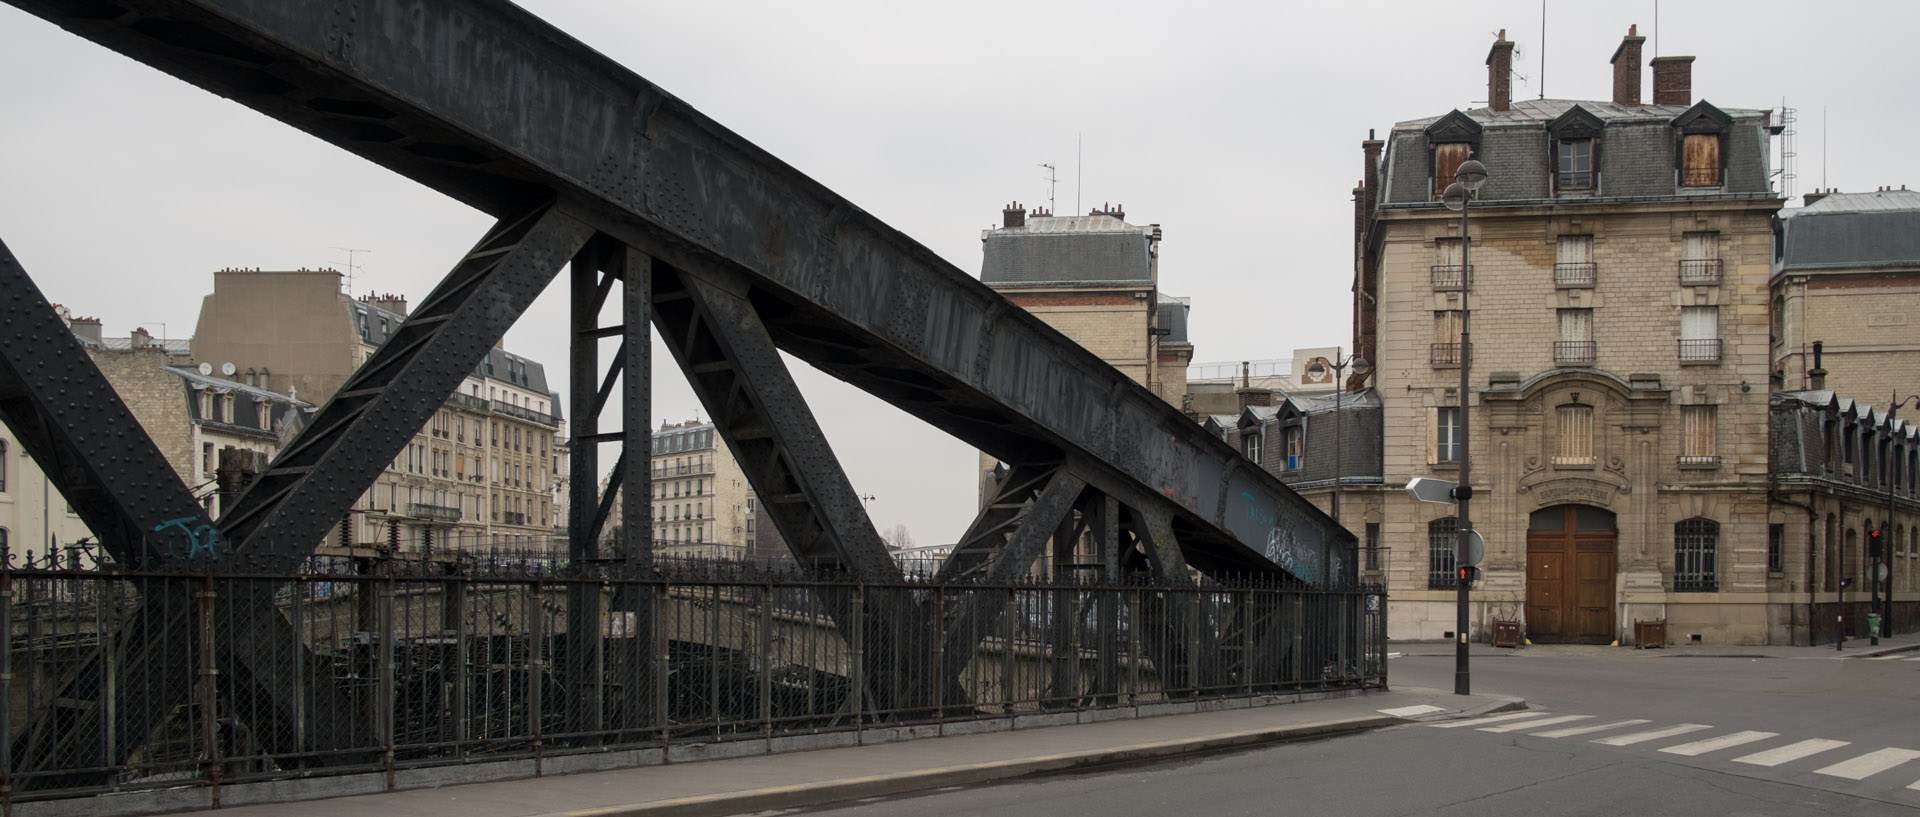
[1680,306,1720,362]
[1555,405,1594,465]
[1681,405,1717,464]
[1555,308,1595,365]
[1435,142,1470,196]
[1555,235,1596,285]
[1432,310,1463,365]
[1682,133,1720,186]
[1428,517,1459,589]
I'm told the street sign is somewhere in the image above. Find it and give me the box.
[1406,477,1459,505]
[1461,529,1485,567]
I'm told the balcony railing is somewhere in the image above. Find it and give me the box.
[654,462,717,478]
[1678,455,1720,467]
[1430,343,1462,366]
[1678,338,1722,363]
[1553,262,1597,287]
[1678,258,1722,285]
[1554,341,1597,365]
[1430,264,1472,290]
[409,503,462,523]
[491,400,558,427]
[448,393,491,413]
[501,511,528,526]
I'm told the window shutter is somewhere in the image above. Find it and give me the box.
[1683,134,1720,186]
[1435,143,1470,194]
[1436,238,1463,267]
[1426,409,1439,465]
[1681,306,1718,340]
[1556,235,1594,264]
[1559,309,1592,342]
[1682,406,1717,458]
[1682,231,1717,261]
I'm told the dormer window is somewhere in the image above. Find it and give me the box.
[1671,100,1732,190]
[1423,110,1484,200]
[1547,105,1603,195]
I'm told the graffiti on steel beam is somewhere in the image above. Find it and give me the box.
[151,517,227,560]
[1240,490,1324,584]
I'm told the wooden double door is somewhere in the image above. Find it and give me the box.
[1525,505,1617,644]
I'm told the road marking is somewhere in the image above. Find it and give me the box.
[1659,730,1779,757]
[1866,655,1906,660]
[1593,724,1713,746]
[1905,657,1920,662]
[1532,719,1651,738]
[1734,739,1852,767]
[1379,704,1447,718]
[1427,712,1554,729]
[1814,748,1920,780]
[1480,715,1593,733]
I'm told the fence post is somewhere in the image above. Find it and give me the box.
[98,574,119,776]
[195,576,221,806]
[526,579,545,771]
[1128,588,1142,708]
[450,580,469,750]
[759,584,773,739]
[1001,589,1017,713]
[1291,593,1305,686]
[1,566,13,814]
[377,574,396,788]
[653,581,670,749]
[849,584,865,735]
[287,579,304,755]
[1241,589,1254,698]
[930,587,945,722]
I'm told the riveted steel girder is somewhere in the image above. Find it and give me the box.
[1,0,1353,585]
[0,239,214,570]
[216,203,593,567]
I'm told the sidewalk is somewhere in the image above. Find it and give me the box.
[1390,632,1920,660]
[118,688,1516,817]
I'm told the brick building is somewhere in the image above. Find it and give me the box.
[1770,187,1920,397]
[1354,28,1790,644]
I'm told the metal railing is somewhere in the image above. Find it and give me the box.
[0,554,1385,806]
[1553,341,1597,366]
[1430,265,1471,290]
[1553,262,1597,287]
[490,400,558,428]
[1678,258,1722,284]
[1430,343,1462,366]
[501,511,528,526]
[1679,338,1722,363]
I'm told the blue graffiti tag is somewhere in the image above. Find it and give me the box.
[152,516,227,559]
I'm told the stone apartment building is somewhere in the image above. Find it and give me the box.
[645,419,751,560]
[1353,28,1788,644]
[1770,187,1920,397]
[190,269,566,553]
[975,203,1193,507]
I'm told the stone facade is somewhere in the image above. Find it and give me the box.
[643,419,750,560]
[1355,29,1794,644]
[1770,188,1920,398]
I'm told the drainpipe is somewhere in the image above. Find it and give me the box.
[1773,489,1819,646]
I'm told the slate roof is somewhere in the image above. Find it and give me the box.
[1778,190,1920,273]
[980,214,1153,285]
[1157,293,1191,344]
[167,366,312,435]
[1392,98,1767,131]
[354,298,563,419]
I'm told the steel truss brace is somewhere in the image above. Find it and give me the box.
[648,263,895,579]
[218,201,595,568]
[7,205,593,786]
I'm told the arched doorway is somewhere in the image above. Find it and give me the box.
[1526,504,1618,644]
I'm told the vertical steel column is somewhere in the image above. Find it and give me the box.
[450,581,469,750]
[195,578,221,804]
[614,247,655,735]
[1093,494,1120,702]
[566,246,607,739]
[376,576,396,787]
[1,567,12,812]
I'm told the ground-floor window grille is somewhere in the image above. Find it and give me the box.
[1428,517,1458,589]
[1674,518,1719,592]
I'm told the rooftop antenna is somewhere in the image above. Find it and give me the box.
[331,246,371,296]
[1539,0,1546,99]
[1038,163,1057,215]
[1653,0,1659,57]
[1822,107,1829,191]
[1076,134,1083,216]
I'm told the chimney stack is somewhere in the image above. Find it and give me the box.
[1236,361,1271,412]
[1486,30,1514,113]
[68,315,103,343]
[1803,189,1831,207]
[1610,25,1645,107]
[1650,55,1694,106]
[1809,340,1827,390]
[1002,202,1026,229]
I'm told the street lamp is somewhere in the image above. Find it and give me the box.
[1306,350,1371,527]
[1879,392,1920,645]
[1441,157,1488,696]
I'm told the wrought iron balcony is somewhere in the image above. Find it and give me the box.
[1430,264,1472,290]
[1430,343,1462,366]
[501,511,528,526]
[1553,341,1597,366]
[1678,338,1722,363]
[1678,258,1722,285]
[409,503,462,523]
[1553,262,1597,287]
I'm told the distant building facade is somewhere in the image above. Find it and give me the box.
[645,419,750,559]
[1771,188,1920,397]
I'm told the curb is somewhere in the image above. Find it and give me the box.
[531,715,1401,817]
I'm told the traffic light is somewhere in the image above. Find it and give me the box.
[1458,565,1481,585]
[1868,529,1882,559]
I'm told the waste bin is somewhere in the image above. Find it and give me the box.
[1868,613,1882,639]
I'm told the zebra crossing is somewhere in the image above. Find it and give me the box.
[1426,710,1920,795]
[1854,653,1920,661]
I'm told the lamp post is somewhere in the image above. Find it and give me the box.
[1441,157,1488,696]
[1881,393,1920,645]
[1306,350,1371,528]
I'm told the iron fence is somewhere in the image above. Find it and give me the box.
[0,553,1385,807]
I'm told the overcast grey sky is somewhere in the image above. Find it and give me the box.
[4,1,1917,546]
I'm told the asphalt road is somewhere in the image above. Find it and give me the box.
[775,647,1920,817]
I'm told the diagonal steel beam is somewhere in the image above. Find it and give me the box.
[217,202,593,568]
[648,263,896,579]
[0,0,1353,584]
[0,238,214,570]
